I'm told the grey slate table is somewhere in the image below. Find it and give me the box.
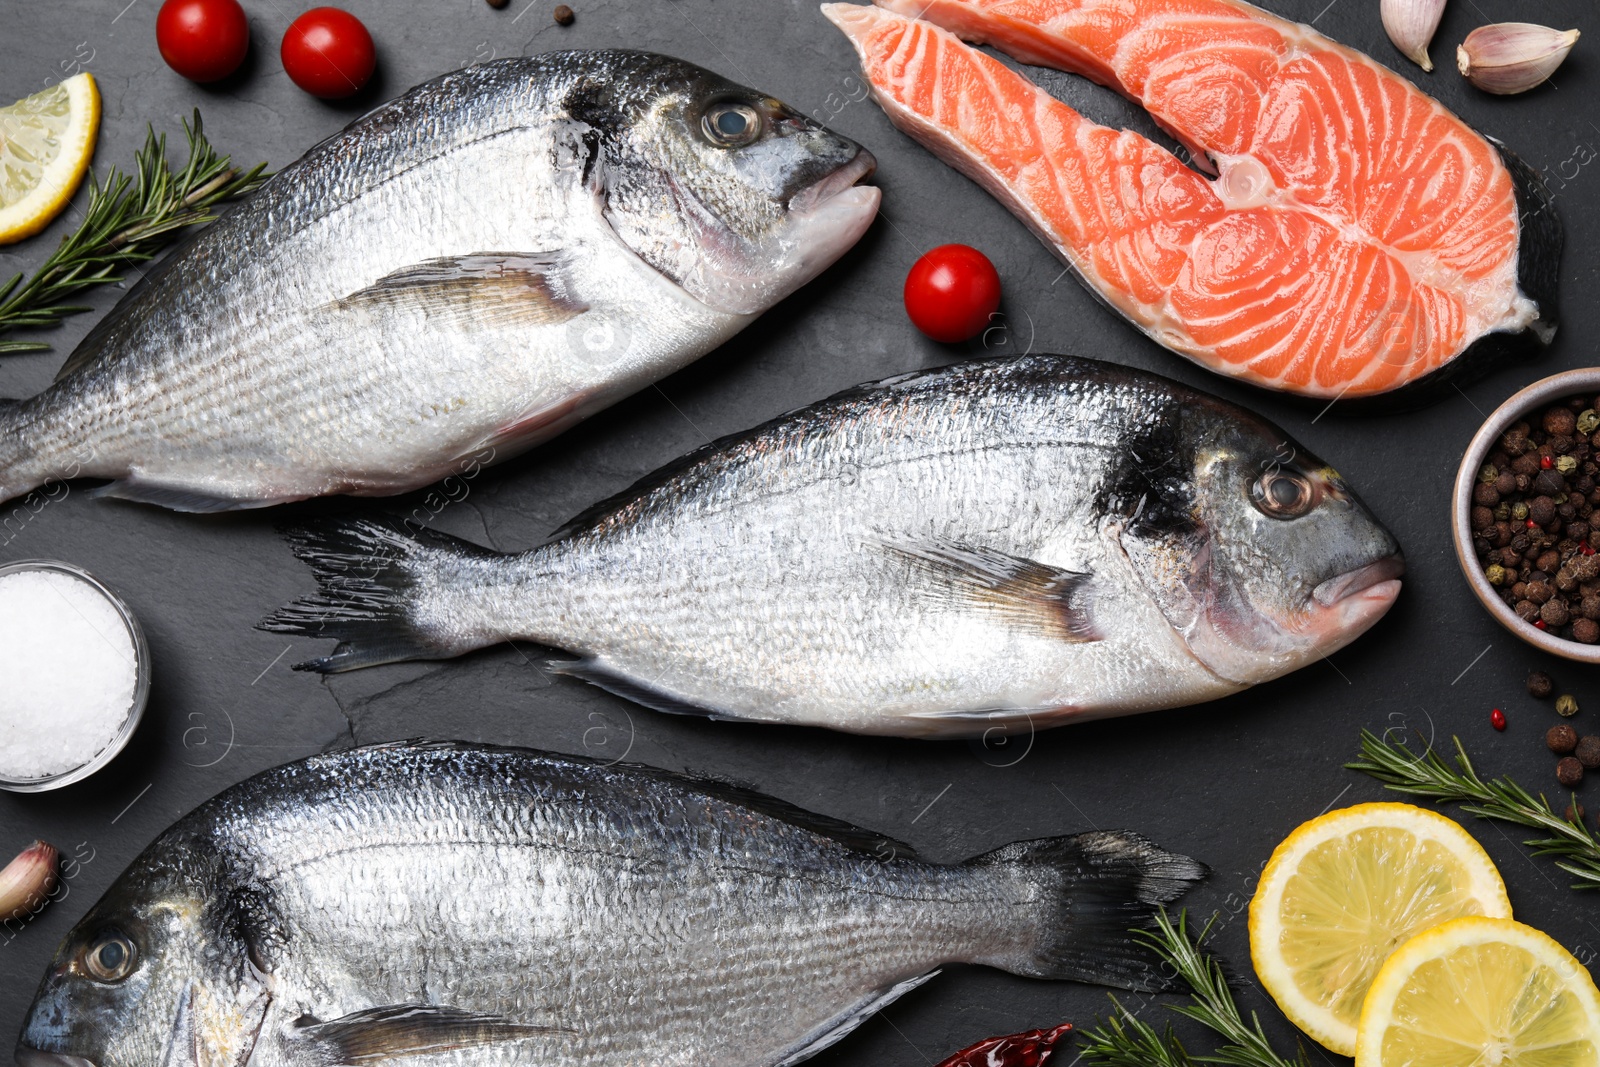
[2,0,1597,1061]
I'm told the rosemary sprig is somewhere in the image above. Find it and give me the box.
[1079,911,1309,1067]
[1348,729,1600,891]
[0,110,268,354]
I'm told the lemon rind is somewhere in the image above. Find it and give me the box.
[1354,916,1600,1067]
[1248,802,1512,1057]
[0,72,101,246]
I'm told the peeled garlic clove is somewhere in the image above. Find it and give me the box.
[0,840,59,922]
[1458,23,1581,95]
[1383,0,1448,72]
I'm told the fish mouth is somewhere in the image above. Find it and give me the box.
[16,1049,97,1067]
[787,148,878,216]
[1312,554,1407,607]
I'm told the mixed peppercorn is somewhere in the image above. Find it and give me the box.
[1472,397,1600,643]
[1528,672,1600,817]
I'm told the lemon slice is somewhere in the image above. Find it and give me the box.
[1249,802,1512,1056]
[0,73,100,246]
[1356,916,1600,1067]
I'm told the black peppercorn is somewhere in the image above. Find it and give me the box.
[553,4,575,23]
[1528,671,1554,697]
[1577,736,1600,769]
[1534,469,1567,496]
[1548,724,1579,754]
[1558,757,1585,787]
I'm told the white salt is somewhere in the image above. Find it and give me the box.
[0,570,138,781]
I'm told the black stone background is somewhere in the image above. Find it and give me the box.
[3,0,1598,1062]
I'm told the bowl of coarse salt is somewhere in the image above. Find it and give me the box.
[0,560,150,792]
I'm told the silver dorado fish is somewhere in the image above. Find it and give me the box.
[264,355,1404,735]
[16,742,1205,1067]
[0,53,878,511]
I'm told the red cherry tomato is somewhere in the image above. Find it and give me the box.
[155,0,251,83]
[903,244,1002,343]
[281,7,376,99]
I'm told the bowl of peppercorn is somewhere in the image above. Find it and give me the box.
[1454,368,1600,661]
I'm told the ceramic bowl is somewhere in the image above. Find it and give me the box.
[0,560,151,792]
[1453,368,1600,664]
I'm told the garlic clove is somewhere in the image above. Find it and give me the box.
[1458,23,1581,95]
[0,840,59,923]
[1383,0,1448,72]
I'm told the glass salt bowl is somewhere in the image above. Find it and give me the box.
[0,560,151,792]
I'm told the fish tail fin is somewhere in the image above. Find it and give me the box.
[259,516,504,673]
[965,830,1207,991]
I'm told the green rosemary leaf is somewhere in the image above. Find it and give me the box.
[0,110,268,353]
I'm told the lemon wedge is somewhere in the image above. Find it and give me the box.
[0,73,100,246]
[1249,802,1512,1056]
[1356,916,1600,1067]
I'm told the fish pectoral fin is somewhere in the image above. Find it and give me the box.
[773,971,941,1067]
[878,539,1101,642]
[333,252,590,329]
[291,1005,563,1065]
[90,477,297,513]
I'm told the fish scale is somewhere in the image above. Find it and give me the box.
[265,355,1403,735]
[0,53,878,509]
[20,742,1207,1067]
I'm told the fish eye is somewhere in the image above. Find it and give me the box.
[701,102,762,148]
[82,931,136,983]
[1252,469,1316,519]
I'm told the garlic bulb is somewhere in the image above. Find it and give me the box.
[0,840,58,923]
[1458,23,1581,95]
[1382,0,1448,72]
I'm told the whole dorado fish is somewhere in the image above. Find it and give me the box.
[264,355,1404,736]
[0,53,878,511]
[16,742,1205,1067]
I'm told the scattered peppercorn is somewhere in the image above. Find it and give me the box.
[1548,724,1579,753]
[1578,735,1600,769]
[553,4,574,24]
[1558,756,1585,787]
[1491,707,1507,731]
[1528,671,1554,698]
[1566,802,1587,824]
[1557,693,1580,718]
[486,0,510,8]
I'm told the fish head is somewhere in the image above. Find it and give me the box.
[566,51,879,315]
[1112,402,1402,686]
[17,841,270,1067]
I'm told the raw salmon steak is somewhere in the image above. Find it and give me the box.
[823,0,1561,401]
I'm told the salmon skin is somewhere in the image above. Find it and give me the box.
[824,0,1561,404]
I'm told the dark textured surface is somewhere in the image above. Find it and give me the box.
[1,0,1597,1062]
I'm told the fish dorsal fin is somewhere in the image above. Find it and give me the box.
[332,252,589,329]
[329,740,920,861]
[879,538,1100,643]
[293,1005,562,1065]
[638,762,920,861]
